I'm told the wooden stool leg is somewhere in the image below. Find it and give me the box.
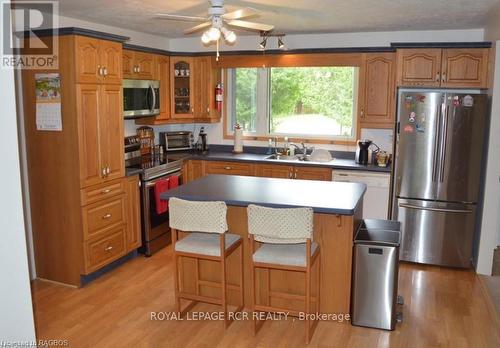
[220,235,229,329]
[239,243,244,309]
[172,229,181,314]
[305,239,312,344]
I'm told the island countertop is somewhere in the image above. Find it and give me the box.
[161,174,366,215]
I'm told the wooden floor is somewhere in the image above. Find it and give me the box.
[31,246,500,348]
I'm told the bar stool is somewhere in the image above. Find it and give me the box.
[169,197,244,328]
[247,204,321,344]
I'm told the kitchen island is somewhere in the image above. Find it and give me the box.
[161,174,366,314]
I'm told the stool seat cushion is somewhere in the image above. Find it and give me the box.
[253,242,319,267]
[175,232,241,256]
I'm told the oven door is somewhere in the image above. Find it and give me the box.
[123,79,160,118]
[141,171,182,254]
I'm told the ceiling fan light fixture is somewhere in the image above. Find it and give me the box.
[207,27,221,41]
[221,27,236,43]
[201,32,211,44]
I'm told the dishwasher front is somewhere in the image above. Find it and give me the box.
[332,170,390,219]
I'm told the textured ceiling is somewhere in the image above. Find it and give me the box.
[58,0,500,37]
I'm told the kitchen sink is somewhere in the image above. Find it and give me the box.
[265,154,311,161]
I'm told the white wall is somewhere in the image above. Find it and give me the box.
[476,5,500,275]
[0,2,36,340]
[170,29,484,52]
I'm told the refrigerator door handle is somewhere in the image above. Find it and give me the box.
[439,104,450,182]
[398,203,473,214]
[432,103,442,182]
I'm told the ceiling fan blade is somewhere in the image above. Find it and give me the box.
[226,20,274,32]
[184,21,212,34]
[154,13,209,22]
[222,7,258,21]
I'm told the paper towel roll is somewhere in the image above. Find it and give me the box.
[234,124,243,153]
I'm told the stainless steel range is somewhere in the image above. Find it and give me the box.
[125,135,191,256]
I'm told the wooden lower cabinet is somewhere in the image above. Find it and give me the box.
[183,160,333,182]
[84,225,127,274]
[205,161,256,176]
[125,175,142,252]
[294,166,332,181]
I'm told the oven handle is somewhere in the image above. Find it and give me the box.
[145,171,182,188]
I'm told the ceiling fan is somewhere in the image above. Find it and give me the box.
[154,0,275,44]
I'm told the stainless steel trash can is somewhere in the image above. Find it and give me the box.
[351,219,401,330]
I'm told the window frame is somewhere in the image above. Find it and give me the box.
[223,64,364,145]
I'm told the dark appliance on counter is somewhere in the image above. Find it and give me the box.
[123,79,160,119]
[392,89,488,268]
[355,139,372,164]
[197,127,209,153]
[125,136,190,256]
[159,131,193,152]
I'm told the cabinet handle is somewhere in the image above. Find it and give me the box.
[336,215,342,227]
[103,67,108,76]
[294,171,297,179]
[104,246,113,251]
[289,171,293,179]
[101,189,111,194]
[441,72,446,82]
[191,108,194,114]
[106,166,111,175]
[206,107,210,114]
[97,65,102,75]
[101,167,106,178]
[102,213,112,219]
[224,166,232,170]
[435,73,440,82]
[360,109,364,119]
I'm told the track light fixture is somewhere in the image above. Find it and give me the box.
[258,32,286,50]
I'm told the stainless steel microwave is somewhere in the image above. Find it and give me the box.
[123,79,160,119]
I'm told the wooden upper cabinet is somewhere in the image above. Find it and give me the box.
[135,52,155,79]
[156,55,171,121]
[100,84,124,182]
[75,36,122,84]
[75,36,100,84]
[193,56,210,118]
[122,50,156,80]
[441,48,489,88]
[397,48,442,87]
[77,84,102,187]
[171,57,194,119]
[122,50,135,78]
[361,52,396,127]
[98,40,122,85]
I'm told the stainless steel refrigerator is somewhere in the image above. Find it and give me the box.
[392,89,488,268]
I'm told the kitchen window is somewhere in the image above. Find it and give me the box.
[227,66,359,140]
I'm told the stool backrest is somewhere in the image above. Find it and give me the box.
[169,197,228,234]
[247,205,314,243]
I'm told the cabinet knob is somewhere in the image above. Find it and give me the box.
[101,189,111,194]
[360,109,364,119]
[102,213,112,219]
[441,72,446,82]
[224,166,232,170]
[104,246,113,251]
[435,73,440,82]
[103,67,108,76]
[101,167,106,178]
[106,166,111,175]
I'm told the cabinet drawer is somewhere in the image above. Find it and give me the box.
[81,178,125,206]
[205,161,255,176]
[84,227,126,274]
[82,195,126,240]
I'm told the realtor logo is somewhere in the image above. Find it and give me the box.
[1,0,58,69]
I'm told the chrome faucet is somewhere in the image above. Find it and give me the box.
[289,142,308,160]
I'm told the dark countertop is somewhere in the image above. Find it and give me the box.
[188,151,391,173]
[161,174,366,215]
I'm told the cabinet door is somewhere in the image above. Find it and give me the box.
[135,52,155,79]
[441,48,489,88]
[396,49,442,87]
[125,175,141,252]
[183,160,204,183]
[100,84,124,182]
[122,50,136,79]
[294,166,332,181]
[193,56,211,118]
[156,55,171,120]
[77,84,103,187]
[171,57,194,119]
[75,36,100,84]
[256,164,293,179]
[98,40,122,85]
[361,53,396,127]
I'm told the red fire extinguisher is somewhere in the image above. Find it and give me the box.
[215,83,223,112]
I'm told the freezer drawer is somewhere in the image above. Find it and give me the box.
[395,198,476,268]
